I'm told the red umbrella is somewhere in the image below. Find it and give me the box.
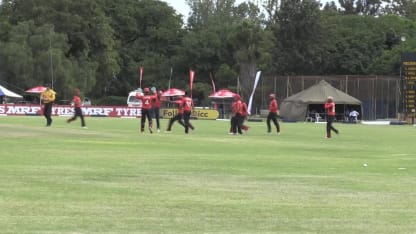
[26,85,47,93]
[162,88,185,97]
[208,89,236,99]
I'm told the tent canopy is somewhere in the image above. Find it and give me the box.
[162,88,185,97]
[208,89,236,99]
[0,85,23,98]
[280,80,362,121]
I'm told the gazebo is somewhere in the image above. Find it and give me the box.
[280,80,362,122]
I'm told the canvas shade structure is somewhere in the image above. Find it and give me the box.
[208,89,237,99]
[0,85,23,98]
[161,88,185,97]
[208,89,237,119]
[25,86,52,105]
[26,85,47,93]
[280,80,362,121]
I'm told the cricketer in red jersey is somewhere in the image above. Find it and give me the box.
[324,96,339,138]
[182,95,195,134]
[136,87,156,133]
[241,100,250,131]
[267,93,280,134]
[152,90,163,132]
[231,95,243,135]
[229,98,249,133]
[67,88,86,128]
[166,96,186,132]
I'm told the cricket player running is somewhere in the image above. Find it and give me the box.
[67,88,86,128]
[267,93,280,135]
[182,93,195,134]
[165,96,186,133]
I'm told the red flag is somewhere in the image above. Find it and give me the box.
[209,72,216,94]
[189,69,195,94]
[139,66,144,88]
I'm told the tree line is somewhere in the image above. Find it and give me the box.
[0,0,415,104]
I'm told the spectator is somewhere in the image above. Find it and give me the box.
[349,110,359,123]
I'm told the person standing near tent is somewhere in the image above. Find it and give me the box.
[67,88,86,128]
[40,87,56,127]
[267,93,280,135]
[324,96,339,138]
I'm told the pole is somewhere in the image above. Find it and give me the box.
[168,67,173,89]
[49,31,54,88]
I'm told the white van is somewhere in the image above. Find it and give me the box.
[127,89,143,107]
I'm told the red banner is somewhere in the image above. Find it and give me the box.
[189,69,195,94]
[209,72,216,93]
[139,66,144,88]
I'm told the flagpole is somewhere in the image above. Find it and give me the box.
[168,67,173,89]
[237,76,240,94]
[139,66,144,88]
[189,69,195,99]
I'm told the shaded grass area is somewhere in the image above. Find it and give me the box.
[0,116,415,233]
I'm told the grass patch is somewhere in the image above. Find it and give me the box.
[0,116,415,233]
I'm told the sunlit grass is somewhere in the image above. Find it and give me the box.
[0,116,415,233]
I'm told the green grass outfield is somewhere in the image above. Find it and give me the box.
[0,116,415,233]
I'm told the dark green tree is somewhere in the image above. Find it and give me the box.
[102,0,184,94]
[270,0,325,75]
[1,0,118,99]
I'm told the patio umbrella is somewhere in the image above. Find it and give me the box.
[161,88,185,97]
[208,89,236,99]
[26,86,49,105]
[208,89,237,119]
[26,85,47,93]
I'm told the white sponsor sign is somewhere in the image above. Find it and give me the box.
[0,104,142,117]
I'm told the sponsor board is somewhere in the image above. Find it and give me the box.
[0,104,142,117]
[0,104,219,119]
[161,108,219,120]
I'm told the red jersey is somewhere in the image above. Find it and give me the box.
[269,98,278,113]
[325,102,336,116]
[241,102,248,117]
[232,100,242,115]
[182,97,193,112]
[153,95,162,108]
[174,98,184,114]
[136,94,156,110]
[73,96,82,108]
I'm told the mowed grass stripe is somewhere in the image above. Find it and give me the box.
[0,116,415,233]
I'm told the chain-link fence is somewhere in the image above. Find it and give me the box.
[254,75,401,120]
